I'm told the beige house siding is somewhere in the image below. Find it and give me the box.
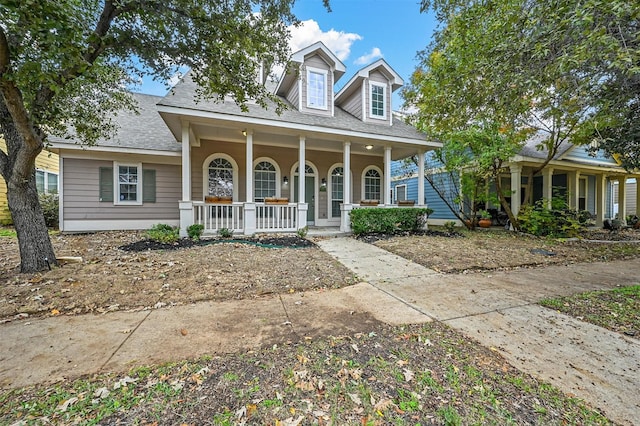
[340,88,363,120]
[286,75,300,109]
[0,139,59,225]
[193,140,384,220]
[62,158,180,221]
[300,54,333,116]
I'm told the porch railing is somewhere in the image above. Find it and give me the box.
[256,203,298,232]
[193,202,244,233]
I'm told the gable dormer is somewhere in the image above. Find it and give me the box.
[335,59,403,126]
[276,41,346,116]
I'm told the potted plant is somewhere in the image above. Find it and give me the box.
[478,210,492,228]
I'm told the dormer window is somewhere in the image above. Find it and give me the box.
[370,82,386,119]
[307,67,328,110]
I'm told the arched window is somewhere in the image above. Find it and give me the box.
[208,158,233,197]
[364,168,381,200]
[330,166,344,218]
[254,160,276,201]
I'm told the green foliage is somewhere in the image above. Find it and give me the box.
[350,208,433,235]
[187,224,204,241]
[517,199,586,238]
[218,227,233,238]
[38,193,59,229]
[147,224,179,244]
[443,221,457,233]
[296,226,308,238]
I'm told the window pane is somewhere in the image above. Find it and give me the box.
[331,167,344,217]
[118,166,138,201]
[371,85,384,117]
[364,169,381,200]
[36,170,45,193]
[209,158,233,197]
[254,161,276,201]
[47,173,58,194]
[308,71,326,108]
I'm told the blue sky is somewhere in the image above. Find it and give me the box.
[139,0,438,110]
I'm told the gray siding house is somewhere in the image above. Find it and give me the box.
[51,42,440,235]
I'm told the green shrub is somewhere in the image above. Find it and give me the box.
[296,226,308,238]
[187,223,205,240]
[218,227,233,238]
[443,221,457,233]
[147,224,179,243]
[518,200,584,238]
[39,192,59,229]
[350,207,433,235]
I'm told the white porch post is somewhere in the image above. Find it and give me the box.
[618,177,627,223]
[244,131,256,235]
[417,150,425,206]
[542,167,554,208]
[595,173,607,227]
[340,141,352,232]
[570,171,581,210]
[297,136,308,229]
[178,122,193,237]
[510,165,522,217]
[384,146,392,206]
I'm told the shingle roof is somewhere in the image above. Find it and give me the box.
[50,93,180,152]
[158,73,427,142]
[518,132,574,160]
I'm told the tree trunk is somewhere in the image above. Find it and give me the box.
[6,167,58,273]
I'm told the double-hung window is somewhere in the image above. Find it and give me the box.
[115,163,142,204]
[35,170,59,194]
[370,83,386,119]
[307,68,327,109]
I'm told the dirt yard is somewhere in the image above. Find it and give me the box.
[1,228,639,322]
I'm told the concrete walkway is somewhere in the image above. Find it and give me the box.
[317,238,640,426]
[1,237,638,425]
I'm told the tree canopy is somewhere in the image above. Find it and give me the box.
[0,0,305,272]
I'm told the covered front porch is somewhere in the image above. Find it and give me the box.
[172,120,436,236]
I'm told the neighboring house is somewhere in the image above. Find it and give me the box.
[0,139,59,225]
[50,42,440,235]
[391,136,640,226]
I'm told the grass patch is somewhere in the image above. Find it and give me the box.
[0,323,611,425]
[540,285,640,336]
[0,228,16,238]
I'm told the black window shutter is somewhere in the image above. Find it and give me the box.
[99,167,113,202]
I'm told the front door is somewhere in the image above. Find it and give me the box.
[294,176,315,224]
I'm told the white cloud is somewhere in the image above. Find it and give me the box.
[289,19,362,61]
[354,47,383,65]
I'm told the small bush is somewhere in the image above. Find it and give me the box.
[296,226,308,238]
[443,221,457,233]
[187,224,205,241]
[350,207,433,235]
[39,192,59,229]
[218,227,233,238]
[518,200,584,237]
[147,224,179,243]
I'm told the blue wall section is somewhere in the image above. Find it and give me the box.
[564,145,619,166]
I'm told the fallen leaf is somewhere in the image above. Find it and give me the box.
[403,368,415,382]
[57,397,79,412]
[348,393,362,405]
[94,387,110,399]
[51,309,60,316]
[180,328,188,336]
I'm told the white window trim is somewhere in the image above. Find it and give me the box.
[395,184,407,202]
[114,162,143,205]
[202,153,239,201]
[361,166,383,200]
[369,81,387,119]
[253,157,281,199]
[306,67,328,110]
[36,169,59,194]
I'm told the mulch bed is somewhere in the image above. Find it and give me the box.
[119,235,314,252]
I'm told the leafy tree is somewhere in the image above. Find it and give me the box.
[0,0,305,272]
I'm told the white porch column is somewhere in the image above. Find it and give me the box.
[542,167,554,208]
[340,141,352,232]
[384,146,392,205]
[510,165,522,216]
[179,122,193,237]
[570,171,581,210]
[618,177,627,223]
[297,136,308,229]
[417,150,425,206]
[244,131,256,235]
[595,174,607,227]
